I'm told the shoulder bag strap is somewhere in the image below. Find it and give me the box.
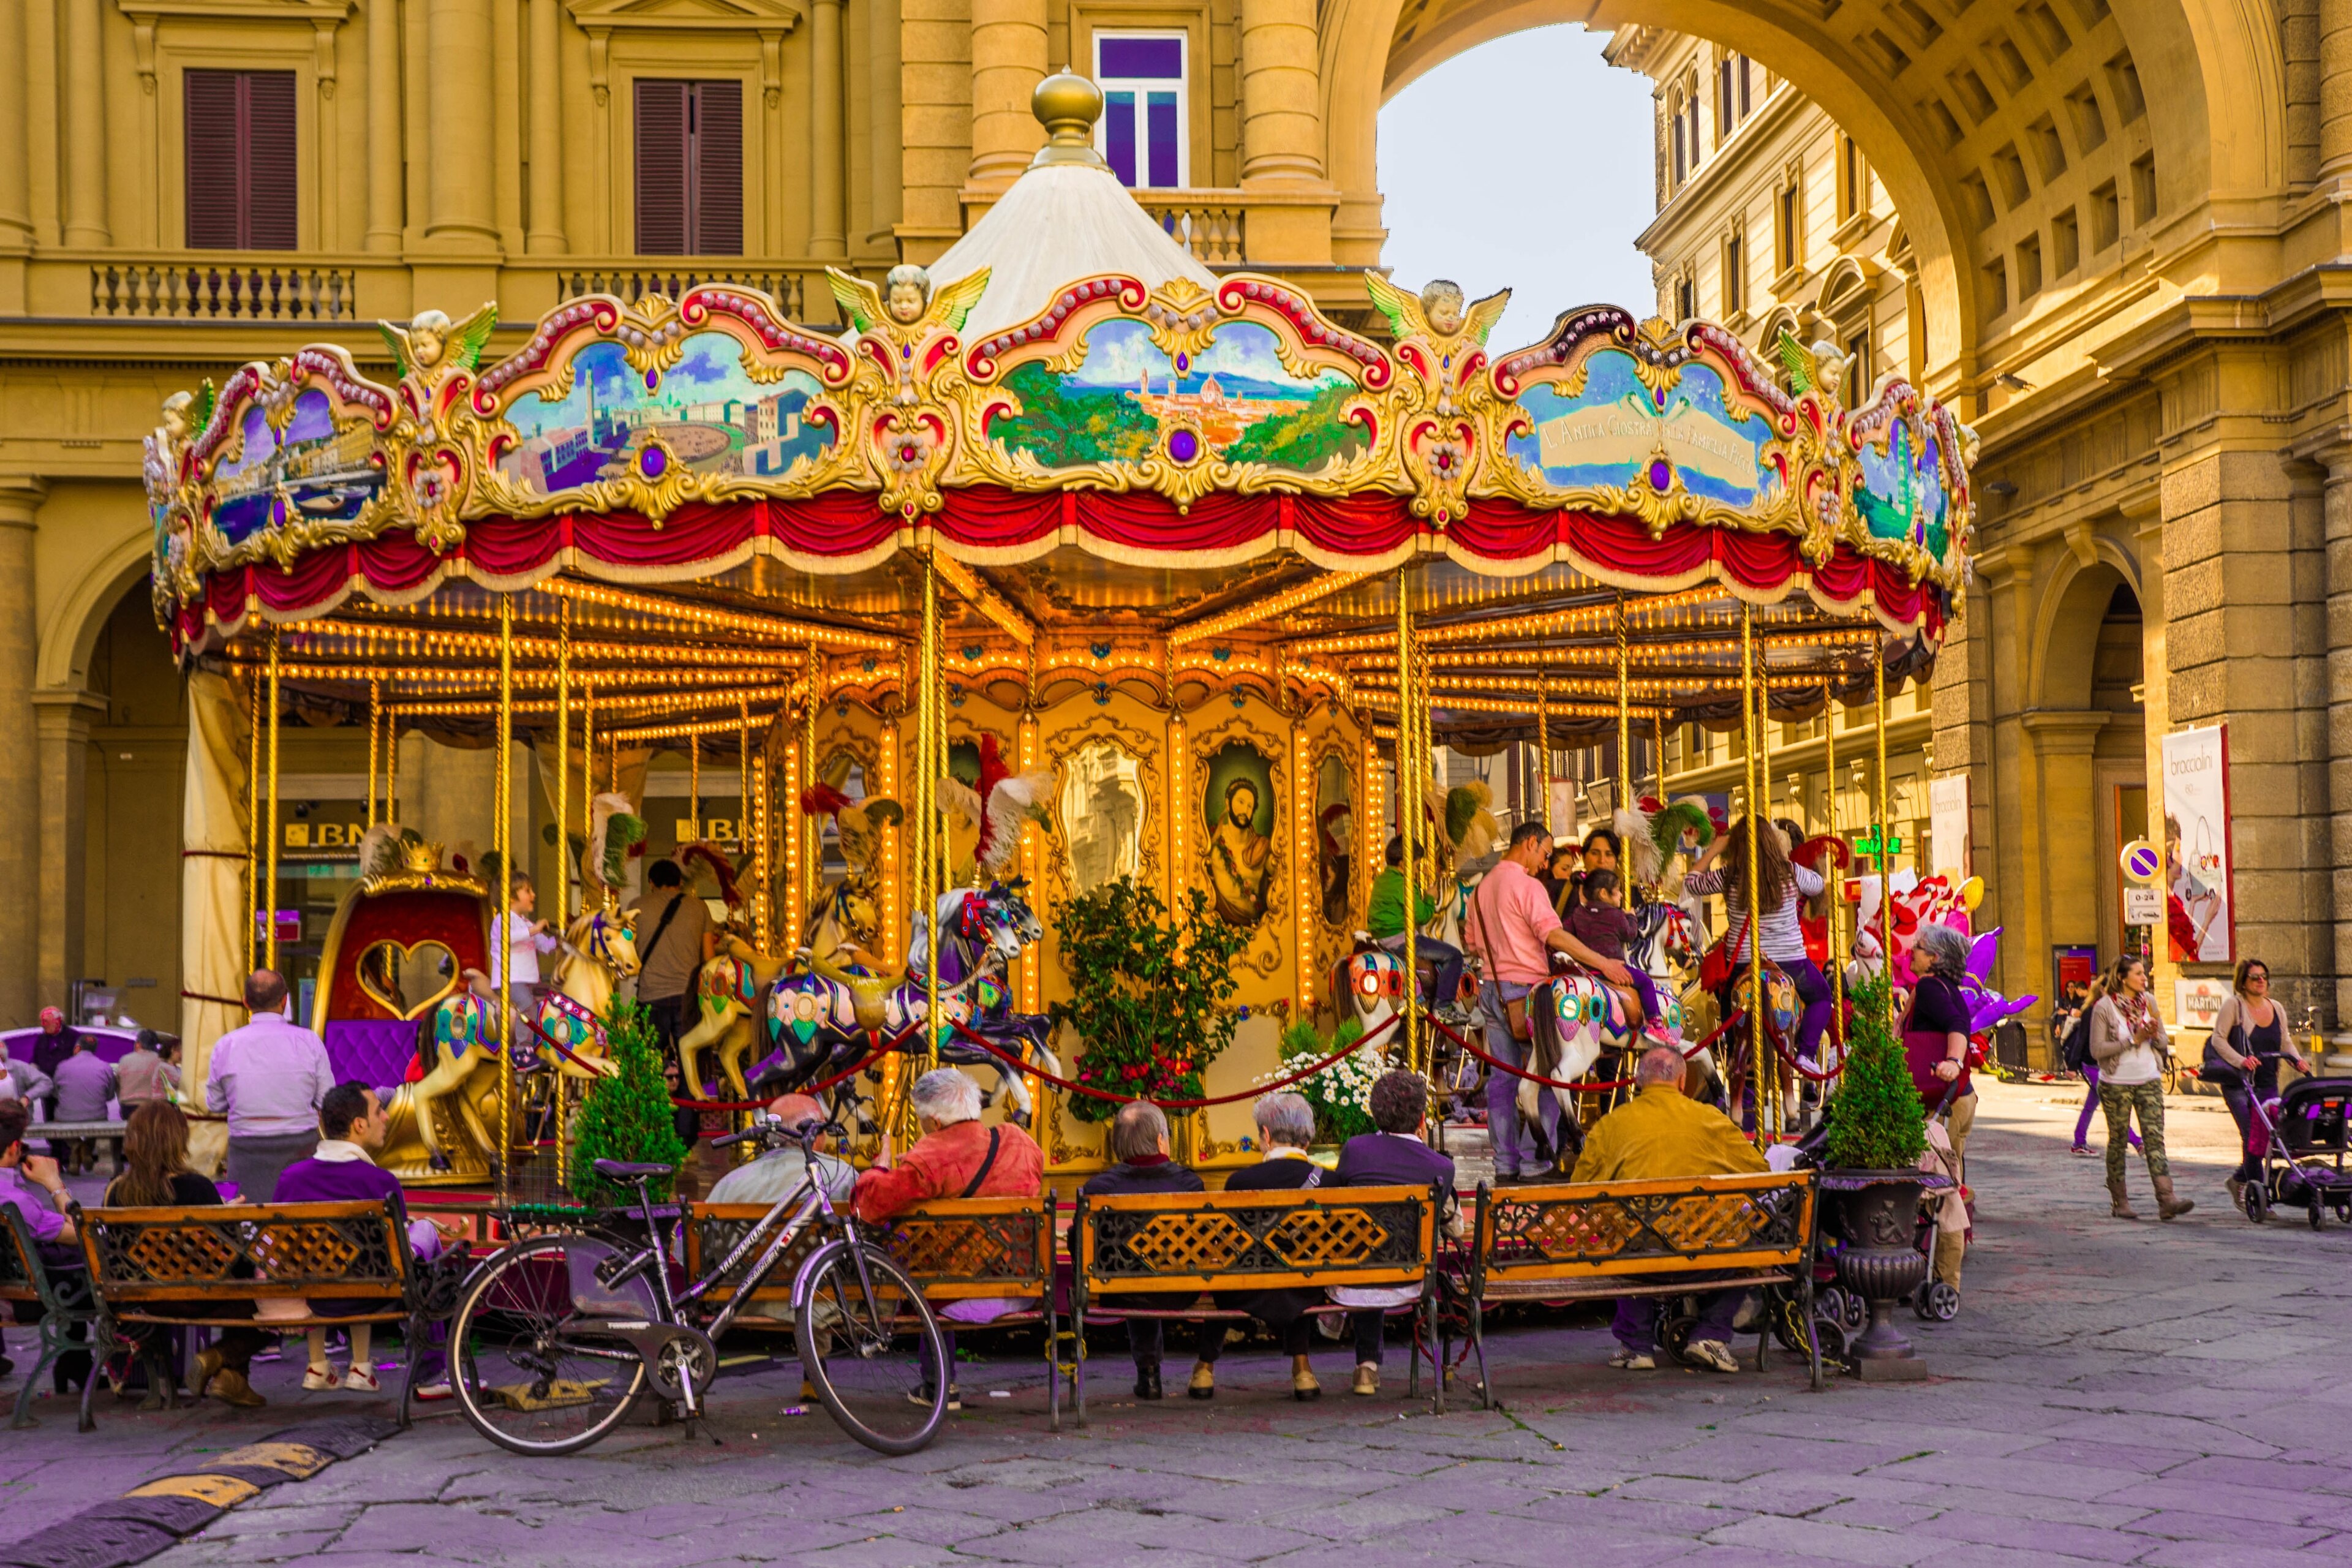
[640,892,685,966]
[957,1126,1004,1199]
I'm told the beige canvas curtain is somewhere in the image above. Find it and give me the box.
[179,669,249,1171]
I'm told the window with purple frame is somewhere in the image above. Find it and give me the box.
[1096,34,1186,189]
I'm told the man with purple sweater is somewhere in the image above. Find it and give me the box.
[1330,1070,1458,1398]
[275,1082,420,1394]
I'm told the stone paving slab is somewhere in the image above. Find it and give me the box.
[4,1077,2348,1567]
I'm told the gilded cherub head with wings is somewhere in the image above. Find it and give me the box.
[1365,274,1510,349]
[827,265,992,339]
[379,304,499,379]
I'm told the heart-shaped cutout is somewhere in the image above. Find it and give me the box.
[356,939,463,1020]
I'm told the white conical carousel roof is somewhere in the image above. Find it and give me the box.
[929,73,1217,340]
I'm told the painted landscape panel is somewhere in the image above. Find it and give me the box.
[986,318,1366,472]
[499,333,831,498]
[1508,350,1774,507]
[212,388,385,542]
[1855,418,1950,558]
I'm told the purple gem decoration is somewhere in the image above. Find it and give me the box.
[271,496,288,527]
[1649,459,1672,491]
[1167,429,1200,464]
[644,369,659,391]
[639,445,668,479]
[1175,353,1189,374]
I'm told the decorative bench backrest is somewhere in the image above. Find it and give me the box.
[0,1205,47,1306]
[686,1203,827,1306]
[881,1195,1054,1303]
[79,1201,411,1306]
[1074,1185,1439,1296]
[1473,1170,1816,1286]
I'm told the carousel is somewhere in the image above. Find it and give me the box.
[151,72,1977,1199]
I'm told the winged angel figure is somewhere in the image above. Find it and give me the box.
[827,264,990,510]
[379,305,500,383]
[1365,275,1509,520]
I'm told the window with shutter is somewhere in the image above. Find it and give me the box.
[636,79,742,255]
[184,69,300,251]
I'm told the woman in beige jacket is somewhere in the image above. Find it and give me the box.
[2086,955,2193,1220]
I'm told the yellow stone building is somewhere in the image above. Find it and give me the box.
[3,0,2351,1059]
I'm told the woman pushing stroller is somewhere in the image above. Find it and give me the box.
[2203,957,2310,1210]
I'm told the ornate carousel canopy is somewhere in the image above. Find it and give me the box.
[145,74,1975,745]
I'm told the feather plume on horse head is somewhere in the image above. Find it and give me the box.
[586,792,646,891]
[1613,799,1713,890]
[1444,779,1502,862]
[356,823,413,881]
[939,734,1053,880]
[677,841,743,908]
[1790,834,1852,876]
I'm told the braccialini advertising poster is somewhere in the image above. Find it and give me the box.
[2160,725,2233,963]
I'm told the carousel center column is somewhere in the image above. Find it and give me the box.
[0,483,40,1022]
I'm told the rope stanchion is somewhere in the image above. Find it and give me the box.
[944,1011,1405,1109]
[179,989,249,1011]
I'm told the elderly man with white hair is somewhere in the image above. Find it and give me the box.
[709,1093,856,1207]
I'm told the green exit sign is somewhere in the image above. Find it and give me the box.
[1854,830,1904,856]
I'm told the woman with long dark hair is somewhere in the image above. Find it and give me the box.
[1682,815,1831,1067]
[104,1102,270,1408]
[2204,958,2310,1209]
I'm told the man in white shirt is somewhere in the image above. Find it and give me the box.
[706,1093,855,1325]
[205,969,336,1202]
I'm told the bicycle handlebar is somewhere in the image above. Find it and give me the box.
[709,1114,850,1151]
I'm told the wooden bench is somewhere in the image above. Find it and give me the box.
[1070,1183,1445,1426]
[688,1194,1061,1426]
[2,1207,98,1430]
[1461,1170,1823,1400]
[77,1198,428,1432]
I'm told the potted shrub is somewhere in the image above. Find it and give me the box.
[1817,972,1937,1366]
[1049,878,1250,1149]
[568,997,689,1210]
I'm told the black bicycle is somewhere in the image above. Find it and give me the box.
[448,1117,949,1457]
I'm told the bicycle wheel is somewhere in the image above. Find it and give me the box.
[450,1234,649,1457]
[794,1239,949,1456]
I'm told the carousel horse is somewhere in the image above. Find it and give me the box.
[375,991,510,1180]
[875,882,1062,1126]
[1517,968,1637,1168]
[526,907,641,1079]
[679,932,797,1104]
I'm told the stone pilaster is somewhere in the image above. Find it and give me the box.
[60,0,107,246]
[34,690,103,1006]
[524,0,565,254]
[366,0,404,251]
[0,0,31,253]
[810,0,846,256]
[1240,0,1322,184]
[2320,443,2352,1027]
[0,484,42,1025]
[2324,0,2352,184]
[422,0,499,250]
[965,0,1044,189]
[867,0,902,247]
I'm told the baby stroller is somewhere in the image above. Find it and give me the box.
[2237,1074,2352,1229]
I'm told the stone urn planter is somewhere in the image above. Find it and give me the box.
[1821,1168,1950,1368]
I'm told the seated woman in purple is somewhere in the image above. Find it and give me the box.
[1331,1070,1458,1398]
[274,1082,441,1394]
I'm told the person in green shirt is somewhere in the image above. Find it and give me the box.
[1366,835,1467,1022]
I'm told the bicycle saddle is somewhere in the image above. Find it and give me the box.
[592,1159,676,1180]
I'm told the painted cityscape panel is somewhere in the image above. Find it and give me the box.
[212,388,385,543]
[1507,350,1776,508]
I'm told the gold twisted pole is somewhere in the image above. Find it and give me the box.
[496,593,516,1207]
[688,729,701,843]
[245,669,261,978]
[804,643,821,918]
[1824,676,1843,1094]
[366,679,382,829]
[579,679,595,907]
[556,599,572,919]
[1757,652,1778,1142]
[265,626,281,973]
[1615,593,1632,820]
[1741,603,1766,1149]
[1394,565,1420,1074]
[1875,643,1896,1036]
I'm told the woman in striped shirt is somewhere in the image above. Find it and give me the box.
[1681,816,1831,1066]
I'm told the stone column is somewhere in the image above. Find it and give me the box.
[34,690,102,1005]
[810,0,846,256]
[366,0,403,250]
[423,0,499,248]
[61,0,108,246]
[2324,0,2352,183]
[867,0,902,247]
[0,0,31,250]
[2320,445,2352,1031]
[964,0,1044,188]
[526,0,565,253]
[0,484,43,1025]
[1239,0,1322,184]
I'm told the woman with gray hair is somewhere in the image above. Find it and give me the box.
[1188,1093,1329,1401]
[1901,922,1978,1291]
[1077,1101,1205,1400]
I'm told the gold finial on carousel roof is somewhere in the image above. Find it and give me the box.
[1031,67,1107,170]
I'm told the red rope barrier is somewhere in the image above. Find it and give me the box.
[1422,1010,1741,1093]
[514,1009,913,1112]
[945,1011,1404,1108]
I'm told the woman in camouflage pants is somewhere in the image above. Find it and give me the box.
[2086,955,2193,1221]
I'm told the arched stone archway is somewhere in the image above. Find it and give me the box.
[1321,0,2273,404]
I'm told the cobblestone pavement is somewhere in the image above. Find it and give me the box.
[6,1076,2349,1567]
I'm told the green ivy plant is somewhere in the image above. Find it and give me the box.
[1049,878,1250,1123]
[1820,972,1929,1171]
[567,996,689,1207]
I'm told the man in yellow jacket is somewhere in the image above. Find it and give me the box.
[1570,1045,1767,1374]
